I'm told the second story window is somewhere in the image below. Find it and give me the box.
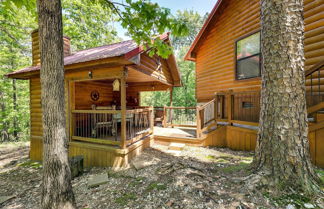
[235,32,261,80]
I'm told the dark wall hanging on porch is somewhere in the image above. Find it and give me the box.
[90,90,100,101]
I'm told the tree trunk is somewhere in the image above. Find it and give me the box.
[0,91,9,142]
[253,0,321,194]
[12,79,18,141]
[37,0,76,208]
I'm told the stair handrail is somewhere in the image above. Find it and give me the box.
[305,60,324,77]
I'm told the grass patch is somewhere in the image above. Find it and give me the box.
[316,169,324,184]
[263,192,312,209]
[146,182,167,192]
[107,170,133,179]
[206,155,233,163]
[18,160,42,169]
[129,177,146,187]
[219,162,250,174]
[115,192,136,205]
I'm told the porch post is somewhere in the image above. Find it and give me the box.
[68,81,75,141]
[120,68,127,149]
[226,89,233,125]
[169,87,173,106]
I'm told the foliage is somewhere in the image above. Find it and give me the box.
[172,10,208,50]
[0,2,36,141]
[141,10,207,107]
[0,0,120,141]
[102,0,189,58]
[62,0,120,51]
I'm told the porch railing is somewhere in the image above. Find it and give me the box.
[71,107,154,148]
[125,107,154,146]
[163,99,217,138]
[305,61,324,108]
[163,107,197,128]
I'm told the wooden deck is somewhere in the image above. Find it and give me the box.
[153,127,197,138]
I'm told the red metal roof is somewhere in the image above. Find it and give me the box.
[184,0,223,61]
[7,39,138,77]
[7,33,171,78]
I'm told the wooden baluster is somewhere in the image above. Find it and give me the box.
[318,69,320,104]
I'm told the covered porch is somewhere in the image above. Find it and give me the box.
[69,77,159,149]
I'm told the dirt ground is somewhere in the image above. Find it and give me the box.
[0,142,323,209]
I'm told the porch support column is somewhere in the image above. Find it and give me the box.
[169,87,173,106]
[120,68,128,149]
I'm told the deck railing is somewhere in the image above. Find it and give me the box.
[163,107,197,128]
[305,61,324,108]
[71,107,154,148]
[163,99,217,138]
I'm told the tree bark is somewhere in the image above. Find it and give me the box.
[253,0,321,194]
[12,79,18,141]
[37,0,76,208]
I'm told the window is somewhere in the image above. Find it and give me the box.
[235,32,261,80]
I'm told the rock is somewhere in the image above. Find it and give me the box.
[69,155,83,178]
[88,173,108,188]
[304,203,315,209]
[131,157,159,170]
[0,196,14,204]
[132,159,150,170]
[286,204,296,209]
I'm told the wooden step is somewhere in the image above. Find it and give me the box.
[168,143,186,151]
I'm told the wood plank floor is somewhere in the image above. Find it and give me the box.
[153,127,197,138]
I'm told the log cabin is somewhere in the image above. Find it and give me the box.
[184,0,324,167]
[6,29,182,167]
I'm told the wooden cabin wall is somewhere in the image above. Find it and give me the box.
[30,77,43,160]
[194,0,324,102]
[74,81,114,110]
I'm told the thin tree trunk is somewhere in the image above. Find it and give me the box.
[253,0,321,194]
[0,91,9,142]
[37,0,76,208]
[12,79,18,141]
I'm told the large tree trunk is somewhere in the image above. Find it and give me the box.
[253,0,321,194]
[37,0,76,208]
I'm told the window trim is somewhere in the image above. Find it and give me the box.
[235,31,261,81]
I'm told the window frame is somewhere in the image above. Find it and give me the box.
[235,31,261,81]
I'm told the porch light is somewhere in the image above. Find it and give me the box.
[113,79,120,91]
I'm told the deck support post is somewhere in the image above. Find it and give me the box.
[196,107,202,138]
[120,68,127,149]
[226,90,233,125]
[214,94,218,122]
[169,87,173,106]
[68,81,75,141]
[163,106,167,128]
[149,107,154,134]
